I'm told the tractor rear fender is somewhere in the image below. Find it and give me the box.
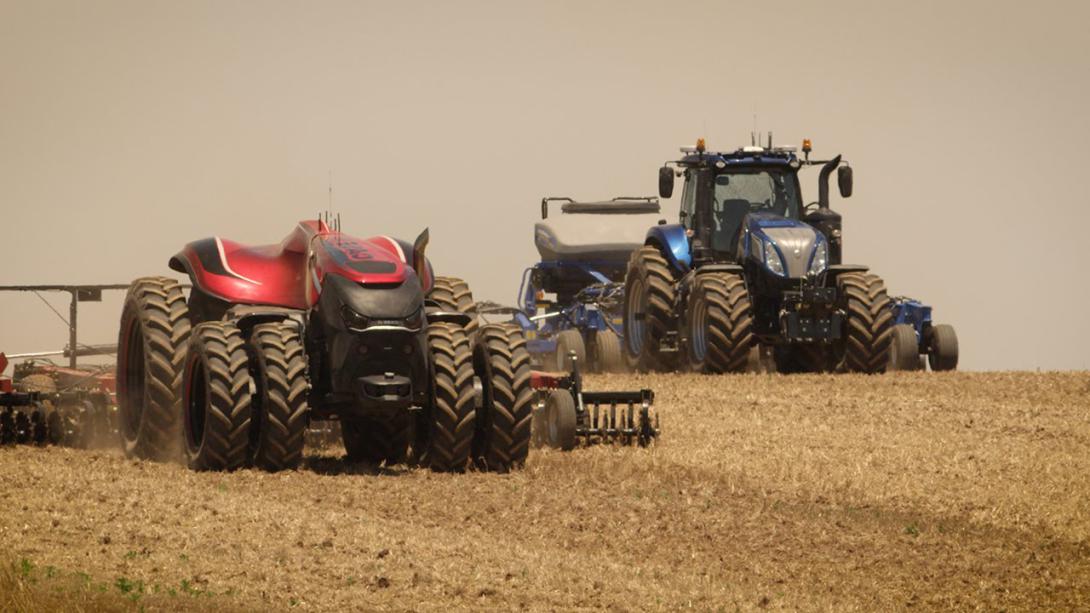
[644,224,691,275]
[425,310,472,327]
[223,305,305,336]
[694,264,743,275]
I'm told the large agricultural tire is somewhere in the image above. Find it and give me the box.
[428,276,478,337]
[543,390,577,451]
[16,374,57,394]
[342,415,411,466]
[686,272,753,373]
[928,324,959,372]
[419,322,476,472]
[248,321,309,471]
[836,272,894,374]
[624,246,676,372]
[889,324,922,372]
[554,329,586,372]
[181,322,253,471]
[116,276,192,461]
[593,330,625,373]
[472,323,534,471]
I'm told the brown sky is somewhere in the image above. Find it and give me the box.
[2,0,1088,371]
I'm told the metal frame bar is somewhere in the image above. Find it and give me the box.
[0,284,129,368]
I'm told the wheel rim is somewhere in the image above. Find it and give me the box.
[184,357,207,453]
[690,294,708,363]
[626,277,646,356]
[120,320,145,440]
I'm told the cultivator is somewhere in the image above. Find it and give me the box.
[530,353,658,449]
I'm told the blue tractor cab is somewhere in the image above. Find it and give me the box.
[513,196,665,372]
[625,136,895,373]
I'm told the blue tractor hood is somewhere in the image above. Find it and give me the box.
[743,212,828,279]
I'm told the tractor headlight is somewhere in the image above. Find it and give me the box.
[403,307,425,330]
[763,240,785,276]
[341,305,371,330]
[808,240,828,276]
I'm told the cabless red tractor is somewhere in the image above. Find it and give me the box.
[117,219,533,473]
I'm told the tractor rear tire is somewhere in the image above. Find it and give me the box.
[248,321,309,471]
[342,414,411,465]
[472,323,534,471]
[624,246,676,372]
[16,374,57,394]
[544,390,577,451]
[837,272,894,374]
[182,322,253,471]
[928,324,959,371]
[593,331,625,373]
[686,272,753,373]
[554,329,586,372]
[429,276,478,337]
[420,322,476,472]
[889,324,921,371]
[117,276,192,461]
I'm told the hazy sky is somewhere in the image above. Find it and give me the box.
[2,0,1088,371]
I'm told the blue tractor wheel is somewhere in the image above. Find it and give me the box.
[624,246,676,371]
[928,324,959,371]
[889,324,922,371]
[685,272,753,373]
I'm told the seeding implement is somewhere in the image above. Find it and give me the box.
[530,353,658,450]
[0,285,126,447]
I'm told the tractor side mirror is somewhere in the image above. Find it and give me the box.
[658,166,675,199]
[837,166,853,198]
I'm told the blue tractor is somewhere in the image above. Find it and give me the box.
[513,196,665,372]
[887,297,959,371]
[624,136,894,374]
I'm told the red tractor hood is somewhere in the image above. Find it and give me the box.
[170,220,429,310]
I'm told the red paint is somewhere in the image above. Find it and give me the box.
[178,220,418,309]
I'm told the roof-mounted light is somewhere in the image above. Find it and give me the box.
[802,139,812,153]
[696,138,706,153]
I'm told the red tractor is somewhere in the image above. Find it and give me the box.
[117,219,533,473]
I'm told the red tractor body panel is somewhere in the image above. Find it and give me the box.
[171,220,430,309]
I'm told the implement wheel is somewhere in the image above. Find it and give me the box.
[544,390,577,451]
[889,324,921,371]
[928,324,959,371]
[182,322,253,471]
[248,321,309,471]
[428,276,478,337]
[837,272,894,374]
[420,322,476,472]
[117,276,192,461]
[686,272,753,373]
[554,330,586,372]
[593,330,625,373]
[472,323,534,471]
[624,246,676,371]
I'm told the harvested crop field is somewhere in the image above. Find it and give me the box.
[2,372,1089,611]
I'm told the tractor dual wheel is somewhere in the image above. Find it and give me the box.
[928,324,959,371]
[686,272,754,373]
[419,322,476,472]
[889,324,922,371]
[472,323,534,471]
[554,329,586,372]
[182,322,253,471]
[117,276,192,461]
[248,321,309,471]
[837,272,894,374]
[543,390,577,451]
[428,276,478,337]
[592,330,625,373]
[342,414,411,466]
[624,246,676,372]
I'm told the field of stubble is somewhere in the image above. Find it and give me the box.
[1,371,1089,611]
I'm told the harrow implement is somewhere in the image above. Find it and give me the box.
[530,353,658,450]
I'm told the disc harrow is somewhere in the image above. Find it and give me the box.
[530,352,658,449]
